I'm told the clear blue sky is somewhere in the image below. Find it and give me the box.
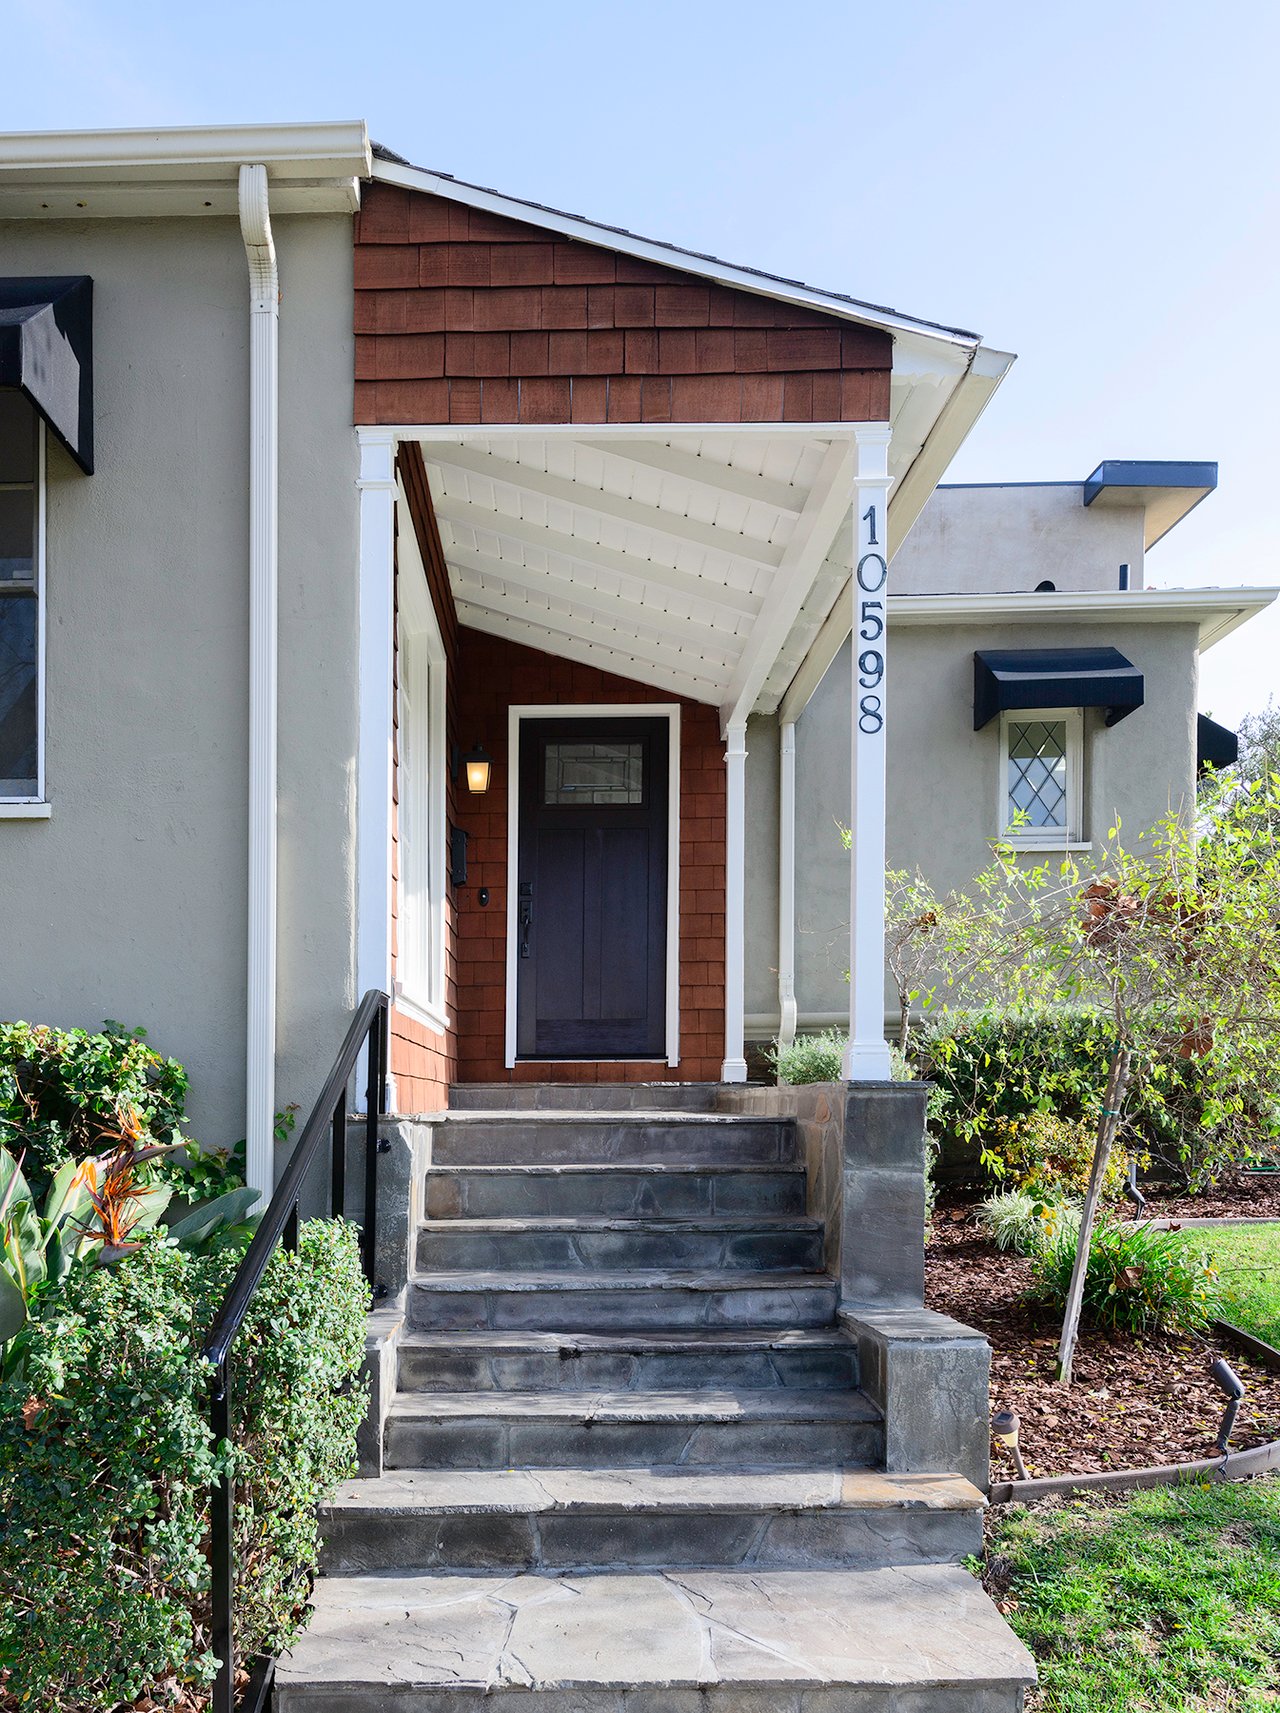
[10,0,1278,724]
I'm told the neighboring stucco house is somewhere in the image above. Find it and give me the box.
[1,119,1273,1710]
[745,470,1272,1048]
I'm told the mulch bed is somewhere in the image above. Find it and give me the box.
[1142,1173,1280,1221]
[927,1198,1280,1480]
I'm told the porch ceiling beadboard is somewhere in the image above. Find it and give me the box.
[415,424,916,724]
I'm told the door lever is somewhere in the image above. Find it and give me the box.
[518,881,534,959]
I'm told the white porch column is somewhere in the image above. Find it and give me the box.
[842,423,894,1082]
[721,719,748,1083]
[356,430,397,1031]
[777,719,798,1049]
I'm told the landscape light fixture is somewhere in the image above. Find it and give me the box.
[992,1408,1029,1481]
[1209,1357,1246,1454]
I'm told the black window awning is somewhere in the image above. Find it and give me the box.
[0,276,93,473]
[1197,713,1238,775]
[974,646,1145,730]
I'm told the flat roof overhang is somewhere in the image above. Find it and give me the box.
[1083,459,1218,549]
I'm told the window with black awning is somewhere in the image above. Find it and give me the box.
[0,276,93,474]
[973,646,1144,731]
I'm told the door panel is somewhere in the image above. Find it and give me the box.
[517,717,668,1059]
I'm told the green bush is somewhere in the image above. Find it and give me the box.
[0,1221,368,1709]
[768,1027,847,1086]
[920,1007,1280,1191]
[1031,1218,1224,1336]
[982,1109,1129,1201]
[978,1188,1080,1256]
[0,1020,195,1200]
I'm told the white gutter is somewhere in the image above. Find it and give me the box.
[777,720,798,1050]
[239,164,279,1199]
[889,586,1279,649]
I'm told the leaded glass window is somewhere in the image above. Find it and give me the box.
[544,742,644,805]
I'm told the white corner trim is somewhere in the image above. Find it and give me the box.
[722,720,748,1083]
[504,703,683,1070]
[239,164,279,1202]
[356,429,398,1023]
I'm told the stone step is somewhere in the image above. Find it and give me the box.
[396,1329,860,1393]
[320,1467,984,1574]
[382,1390,882,1471]
[406,1269,839,1332]
[425,1162,807,1220]
[415,1215,824,1274]
[276,1564,1037,1711]
[448,1082,724,1112]
[431,1112,796,1168]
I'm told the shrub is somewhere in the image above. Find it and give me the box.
[920,1007,1280,1191]
[768,1027,847,1086]
[978,1188,1080,1256]
[0,1020,194,1200]
[1031,1218,1223,1336]
[983,1108,1129,1201]
[0,1220,368,1709]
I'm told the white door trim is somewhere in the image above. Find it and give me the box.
[505,702,682,1070]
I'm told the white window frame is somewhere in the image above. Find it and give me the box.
[394,481,448,1032]
[0,416,49,819]
[997,706,1085,850]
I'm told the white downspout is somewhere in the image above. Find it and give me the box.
[777,719,798,1049]
[239,164,279,1197]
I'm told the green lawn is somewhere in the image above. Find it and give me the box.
[982,1479,1280,1711]
[1176,1223,1280,1347]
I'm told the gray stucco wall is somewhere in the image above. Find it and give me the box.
[892,483,1148,596]
[0,213,359,1150]
[745,619,1200,1034]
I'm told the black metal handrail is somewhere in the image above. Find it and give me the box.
[204,989,390,1713]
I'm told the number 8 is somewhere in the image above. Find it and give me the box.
[859,694,883,734]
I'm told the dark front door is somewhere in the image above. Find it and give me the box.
[516,717,668,1059]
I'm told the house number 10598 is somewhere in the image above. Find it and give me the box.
[856,504,886,733]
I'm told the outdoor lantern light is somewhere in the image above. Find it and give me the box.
[992,1408,1029,1481]
[453,743,492,795]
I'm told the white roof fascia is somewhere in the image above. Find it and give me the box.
[888,587,1279,651]
[371,156,983,350]
[776,342,1016,724]
[0,121,371,216]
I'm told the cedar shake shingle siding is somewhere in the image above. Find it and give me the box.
[354,183,893,427]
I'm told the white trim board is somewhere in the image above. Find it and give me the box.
[887,587,1279,650]
[394,474,450,1036]
[504,703,682,1070]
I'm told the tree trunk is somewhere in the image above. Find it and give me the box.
[1056,1046,1133,1386]
[898,997,911,1062]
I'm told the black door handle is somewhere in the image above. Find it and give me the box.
[518,882,533,958]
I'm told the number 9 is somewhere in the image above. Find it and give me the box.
[858,650,883,689]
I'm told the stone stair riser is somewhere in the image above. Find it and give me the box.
[407,1282,839,1332]
[321,1503,981,1575]
[425,1167,807,1219]
[397,1344,859,1394]
[432,1118,796,1168]
[383,1417,884,1471]
[445,1084,725,1112]
[276,1684,1027,1711]
[414,1224,822,1273]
